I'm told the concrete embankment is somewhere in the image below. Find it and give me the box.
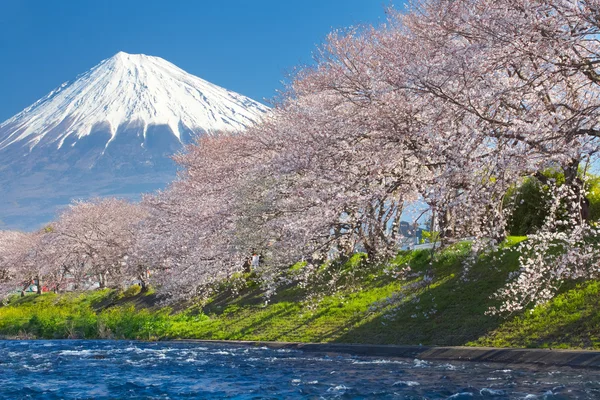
[176,340,600,369]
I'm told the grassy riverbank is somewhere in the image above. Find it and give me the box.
[1,238,599,349]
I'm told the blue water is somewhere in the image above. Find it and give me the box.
[0,340,598,399]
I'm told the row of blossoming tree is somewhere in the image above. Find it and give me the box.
[2,0,600,313]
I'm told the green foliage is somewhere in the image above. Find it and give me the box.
[420,230,439,244]
[501,236,528,247]
[505,177,549,236]
[0,291,108,339]
[117,284,142,299]
[586,174,600,222]
[289,261,307,272]
[505,169,600,235]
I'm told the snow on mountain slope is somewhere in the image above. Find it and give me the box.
[0,52,270,230]
[0,51,269,152]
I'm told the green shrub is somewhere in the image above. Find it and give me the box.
[505,169,600,235]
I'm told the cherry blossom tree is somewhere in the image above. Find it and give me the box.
[0,229,56,297]
[230,0,600,308]
[394,0,600,310]
[138,134,267,300]
[51,198,147,289]
[0,230,29,297]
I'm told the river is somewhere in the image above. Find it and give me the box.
[0,340,598,399]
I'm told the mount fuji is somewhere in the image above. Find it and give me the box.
[0,52,269,230]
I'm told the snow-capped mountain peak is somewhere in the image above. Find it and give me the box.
[0,51,269,151]
[0,52,270,230]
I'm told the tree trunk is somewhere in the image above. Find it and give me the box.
[441,208,454,240]
[139,277,148,293]
[21,281,29,297]
[35,276,42,295]
[563,158,590,223]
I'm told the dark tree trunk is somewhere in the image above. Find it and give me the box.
[140,278,148,293]
[35,277,42,295]
[563,158,590,223]
[21,281,29,297]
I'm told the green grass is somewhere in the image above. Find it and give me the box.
[473,281,600,349]
[1,236,599,348]
[0,289,209,340]
[192,242,519,345]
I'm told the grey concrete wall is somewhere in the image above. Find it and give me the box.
[175,340,600,369]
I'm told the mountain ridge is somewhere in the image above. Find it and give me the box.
[0,51,269,153]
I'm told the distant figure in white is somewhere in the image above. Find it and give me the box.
[251,253,260,270]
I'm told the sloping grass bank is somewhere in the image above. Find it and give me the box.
[1,238,599,349]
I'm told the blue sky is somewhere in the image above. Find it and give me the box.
[0,1,401,122]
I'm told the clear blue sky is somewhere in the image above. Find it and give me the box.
[0,1,402,122]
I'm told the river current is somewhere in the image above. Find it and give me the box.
[0,340,598,399]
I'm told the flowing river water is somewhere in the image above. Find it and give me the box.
[0,340,598,399]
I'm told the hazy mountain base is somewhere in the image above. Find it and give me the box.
[0,123,192,230]
[0,238,599,349]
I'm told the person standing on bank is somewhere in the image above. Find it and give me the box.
[251,252,260,271]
